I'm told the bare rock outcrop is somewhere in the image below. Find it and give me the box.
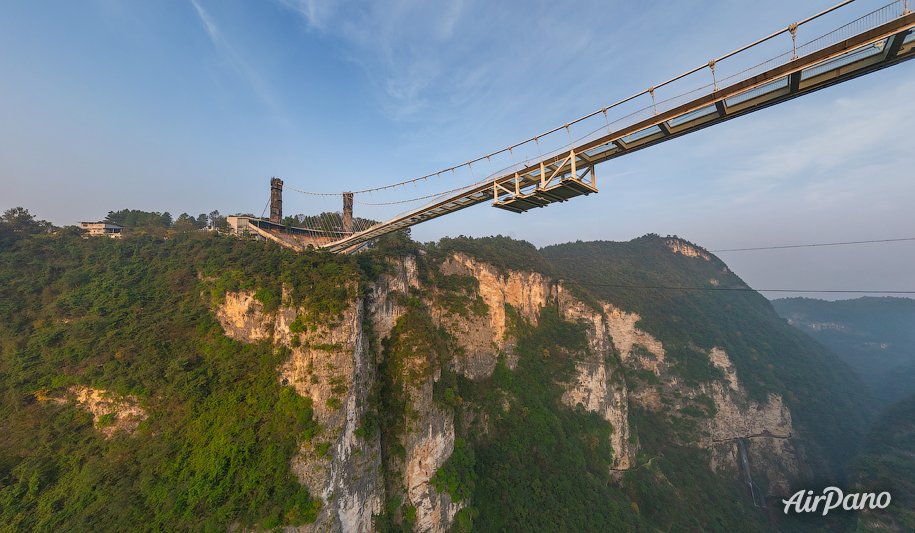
[438,253,556,377]
[401,379,463,531]
[217,256,464,533]
[694,348,801,496]
[665,238,711,260]
[65,386,147,438]
[376,259,464,531]
[215,250,807,529]
[218,289,382,533]
[557,298,637,470]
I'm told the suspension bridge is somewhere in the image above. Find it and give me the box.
[228,0,915,254]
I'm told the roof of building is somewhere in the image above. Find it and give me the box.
[80,222,124,228]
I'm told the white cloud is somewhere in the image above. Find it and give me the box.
[190,0,219,40]
[276,0,347,31]
[275,0,638,125]
[700,77,915,211]
[190,0,282,113]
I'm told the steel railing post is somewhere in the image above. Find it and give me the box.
[709,60,718,91]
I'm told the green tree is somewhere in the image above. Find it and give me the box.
[104,209,172,232]
[173,213,198,232]
[1,206,53,235]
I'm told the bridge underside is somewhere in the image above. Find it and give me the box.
[321,12,915,254]
[227,216,351,251]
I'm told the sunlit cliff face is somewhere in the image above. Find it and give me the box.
[216,250,804,531]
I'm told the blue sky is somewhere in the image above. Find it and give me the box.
[1,0,914,299]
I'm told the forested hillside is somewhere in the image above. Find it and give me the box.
[0,220,364,531]
[541,236,875,475]
[0,213,885,532]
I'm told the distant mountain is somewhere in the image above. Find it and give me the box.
[771,297,915,403]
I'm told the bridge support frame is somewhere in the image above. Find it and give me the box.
[320,11,915,253]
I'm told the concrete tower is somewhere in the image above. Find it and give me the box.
[270,178,283,224]
[343,192,353,235]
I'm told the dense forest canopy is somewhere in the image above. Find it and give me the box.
[0,223,367,531]
[0,209,900,532]
[0,207,53,237]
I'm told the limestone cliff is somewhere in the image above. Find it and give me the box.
[698,349,802,496]
[216,257,463,533]
[371,257,464,532]
[401,381,462,532]
[217,289,382,533]
[666,238,711,260]
[437,253,555,377]
[434,253,803,494]
[215,250,807,530]
[433,253,800,485]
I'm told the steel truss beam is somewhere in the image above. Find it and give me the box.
[324,14,915,253]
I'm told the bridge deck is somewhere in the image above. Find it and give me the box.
[323,9,915,254]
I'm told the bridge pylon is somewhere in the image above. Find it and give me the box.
[269,178,283,224]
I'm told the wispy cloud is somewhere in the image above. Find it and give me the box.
[276,0,347,31]
[190,0,282,113]
[190,0,219,39]
[275,0,635,126]
[706,78,915,210]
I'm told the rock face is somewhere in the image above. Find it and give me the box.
[218,289,383,533]
[216,290,273,342]
[401,384,462,532]
[666,238,711,260]
[61,386,147,438]
[216,257,462,533]
[557,299,637,470]
[371,257,464,533]
[215,251,806,530]
[438,254,804,495]
[699,349,801,496]
[437,254,555,377]
[281,299,382,533]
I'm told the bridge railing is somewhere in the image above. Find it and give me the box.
[280,0,912,249]
[408,0,912,193]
